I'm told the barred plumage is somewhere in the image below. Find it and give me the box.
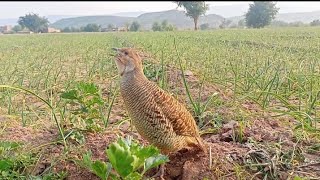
[112,47,206,155]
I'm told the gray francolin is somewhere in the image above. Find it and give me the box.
[112,47,207,177]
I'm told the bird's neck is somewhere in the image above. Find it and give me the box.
[121,69,145,81]
[120,70,148,90]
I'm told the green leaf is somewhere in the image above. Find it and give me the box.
[91,160,111,180]
[294,176,305,180]
[143,155,169,174]
[82,151,93,169]
[60,89,78,100]
[0,141,21,150]
[0,159,13,171]
[106,141,134,178]
[77,82,99,94]
[124,172,142,180]
[109,173,120,180]
[131,145,159,171]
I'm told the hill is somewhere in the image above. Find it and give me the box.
[136,10,224,30]
[111,11,146,17]
[276,10,320,23]
[51,10,224,30]
[52,16,135,29]
[228,10,320,25]
[48,9,320,30]
[0,15,80,26]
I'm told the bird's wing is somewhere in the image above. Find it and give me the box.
[152,87,199,137]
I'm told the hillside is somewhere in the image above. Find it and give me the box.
[50,9,320,30]
[51,16,135,29]
[276,10,320,23]
[51,10,224,30]
[228,10,320,25]
[136,10,224,30]
[111,11,146,17]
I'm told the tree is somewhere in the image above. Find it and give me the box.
[161,20,168,30]
[12,25,22,32]
[107,24,114,30]
[310,19,320,26]
[200,23,209,30]
[174,1,209,30]
[152,22,162,31]
[289,21,305,27]
[18,13,49,33]
[245,1,279,28]
[219,19,232,29]
[130,21,141,32]
[238,19,245,27]
[166,24,176,31]
[83,23,101,32]
[124,22,130,31]
[270,20,289,27]
[152,20,176,31]
[62,27,71,32]
[71,27,80,32]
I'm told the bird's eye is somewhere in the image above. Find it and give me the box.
[124,51,128,55]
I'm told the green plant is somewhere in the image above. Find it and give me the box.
[78,151,112,180]
[60,82,106,132]
[173,38,219,127]
[106,136,169,179]
[0,85,66,147]
[78,136,169,180]
[0,141,66,179]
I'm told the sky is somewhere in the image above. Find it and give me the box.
[0,1,320,19]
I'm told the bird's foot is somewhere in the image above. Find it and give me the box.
[151,164,165,180]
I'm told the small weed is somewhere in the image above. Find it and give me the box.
[173,38,219,128]
[60,81,105,132]
[77,136,169,180]
[0,141,65,179]
[60,81,116,144]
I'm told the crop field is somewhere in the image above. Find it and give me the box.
[0,27,319,179]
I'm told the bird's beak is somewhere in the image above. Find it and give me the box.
[112,47,120,52]
[111,47,120,57]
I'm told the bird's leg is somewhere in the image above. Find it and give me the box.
[151,163,165,180]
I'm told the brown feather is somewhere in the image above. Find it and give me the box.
[114,48,206,154]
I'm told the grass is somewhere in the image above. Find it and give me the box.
[0,27,319,179]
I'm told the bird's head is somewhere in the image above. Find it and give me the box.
[112,47,143,76]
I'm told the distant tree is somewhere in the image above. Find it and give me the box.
[229,24,238,29]
[270,20,289,27]
[18,13,49,33]
[161,20,168,30]
[219,19,232,29]
[200,23,210,30]
[238,19,245,27]
[124,22,130,31]
[71,27,80,32]
[152,22,162,31]
[129,21,141,32]
[83,23,101,32]
[166,24,176,31]
[289,21,306,27]
[107,24,114,30]
[310,19,320,26]
[12,25,23,32]
[152,20,175,31]
[174,1,209,30]
[245,1,279,28]
[62,27,71,32]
